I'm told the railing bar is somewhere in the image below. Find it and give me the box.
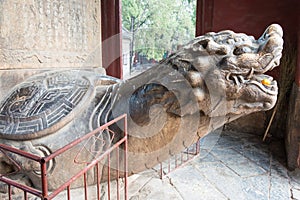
[0,116,128,163]
[41,161,48,198]
[44,114,127,162]
[45,136,127,198]
[67,185,71,200]
[96,163,101,200]
[107,153,111,200]
[196,140,200,154]
[0,176,42,197]
[24,191,28,200]
[117,147,120,200]
[0,144,41,161]
[124,115,128,200]
[160,162,163,179]
[0,114,128,200]
[46,136,127,199]
[181,152,183,165]
[8,184,12,200]
[158,139,202,178]
[0,149,22,174]
[84,172,88,200]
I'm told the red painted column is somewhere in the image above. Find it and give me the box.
[296,32,300,87]
[196,0,214,36]
[195,0,203,36]
[101,0,123,79]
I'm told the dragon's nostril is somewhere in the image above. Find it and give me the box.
[197,39,209,49]
[233,47,243,55]
[219,57,228,67]
[233,46,252,55]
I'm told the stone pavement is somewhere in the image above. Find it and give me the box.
[126,129,300,200]
[7,129,300,200]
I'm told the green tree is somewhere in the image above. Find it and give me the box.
[122,0,196,65]
[122,0,154,70]
[122,0,153,31]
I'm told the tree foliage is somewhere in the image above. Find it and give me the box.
[122,0,196,61]
[122,0,153,32]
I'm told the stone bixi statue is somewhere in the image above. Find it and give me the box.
[0,24,283,191]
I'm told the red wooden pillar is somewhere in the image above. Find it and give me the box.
[196,0,214,36]
[101,0,123,79]
[286,32,300,168]
[296,32,300,87]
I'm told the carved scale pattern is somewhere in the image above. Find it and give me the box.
[0,72,91,139]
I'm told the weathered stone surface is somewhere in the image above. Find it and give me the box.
[0,0,102,69]
[0,71,118,190]
[0,0,104,100]
[0,68,106,102]
[225,112,267,135]
[0,24,283,193]
[0,71,93,139]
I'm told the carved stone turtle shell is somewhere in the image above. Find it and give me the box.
[0,70,117,140]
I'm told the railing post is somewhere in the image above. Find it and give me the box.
[40,158,48,199]
[124,115,128,200]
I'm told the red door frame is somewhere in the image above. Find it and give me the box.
[196,0,214,36]
[195,0,299,85]
[101,0,123,79]
[297,33,300,87]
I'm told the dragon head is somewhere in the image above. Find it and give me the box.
[174,24,284,121]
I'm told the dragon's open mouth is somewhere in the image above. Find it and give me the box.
[226,69,278,95]
[249,74,277,95]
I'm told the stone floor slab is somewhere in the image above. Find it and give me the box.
[129,178,183,200]
[167,165,227,200]
[292,188,300,200]
[240,175,269,200]
[226,161,267,178]
[269,176,291,200]
[194,161,250,200]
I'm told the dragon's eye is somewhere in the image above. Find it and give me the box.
[233,46,252,55]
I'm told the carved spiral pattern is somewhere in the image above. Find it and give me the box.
[0,71,92,140]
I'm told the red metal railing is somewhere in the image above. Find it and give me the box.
[159,139,200,178]
[0,114,128,200]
